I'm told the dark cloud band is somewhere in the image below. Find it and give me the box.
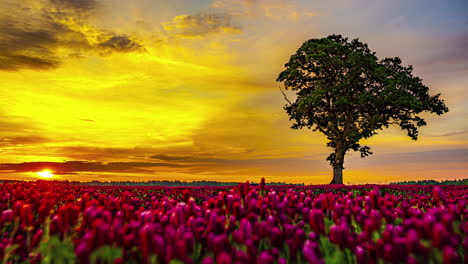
[0,161,190,174]
[50,0,97,11]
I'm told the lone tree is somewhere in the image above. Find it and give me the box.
[277,35,448,184]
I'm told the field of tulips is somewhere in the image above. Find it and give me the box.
[0,180,467,264]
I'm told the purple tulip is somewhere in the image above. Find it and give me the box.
[258,251,275,264]
[303,240,324,264]
[309,209,325,235]
[355,245,366,264]
[202,257,214,264]
[443,246,460,264]
[216,251,232,264]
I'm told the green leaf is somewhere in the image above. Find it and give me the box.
[37,236,76,264]
[169,260,185,264]
[1,244,19,264]
[90,245,123,264]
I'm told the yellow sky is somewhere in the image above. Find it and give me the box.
[0,0,467,184]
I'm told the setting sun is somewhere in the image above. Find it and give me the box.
[36,170,54,178]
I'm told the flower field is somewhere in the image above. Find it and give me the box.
[0,181,467,264]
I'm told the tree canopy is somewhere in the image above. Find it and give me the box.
[277,34,449,184]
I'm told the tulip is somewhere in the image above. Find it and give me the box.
[246,238,257,257]
[432,223,450,248]
[406,229,421,253]
[12,201,24,217]
[303,240,324,264]
[369,188,380,209]
[30,229,43,249]
[355,245,366,264]
[407,255,418,264]
[174,238,188,260]
[309,209,325,235]
[270,227,283,248]
[202,257,214,264]
[1,210,13,222]
[258,251,275,264]
[392,237,407,262]
[216,251,232,264]
[278,258,287,264]
[59,203,78,231]
[75,242,91,264]
[443,246,459,264]
[20,204,33,227]
[139,224,153,260]
[433,187,446,204]
[329,222,350,248]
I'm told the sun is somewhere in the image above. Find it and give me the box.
[36,170,54,178]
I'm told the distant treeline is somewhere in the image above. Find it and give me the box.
[69,180,305,187]
[390,179,468,185]
[72,180,238,187]
[3,179,466,186]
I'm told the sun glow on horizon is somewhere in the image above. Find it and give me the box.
[36,170,54,178]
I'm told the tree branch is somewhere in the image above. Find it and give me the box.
[279,86,293,105]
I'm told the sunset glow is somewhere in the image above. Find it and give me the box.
[36,170,54,179]
[0,0,466,184]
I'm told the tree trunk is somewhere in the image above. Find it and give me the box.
[330,164,343,184]
[330,145,345,184]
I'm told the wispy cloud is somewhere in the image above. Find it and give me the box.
[50,0,97,12]
[0,114,40,132]
[163,13,241,38]
[211,0,321,20]
[0,136,52,146]
[419,32,468,71]
[425,130,468,137]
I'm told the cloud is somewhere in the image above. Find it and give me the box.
[148,152,326,176]
[150,154,194,161]
[349,148,468,169]
[0,154,327,179]
[150,154,227,164]
[425,130,468,137]
[0,114,40,132]
[0,16,62,70]
[0,0,145,71]
[211,0,321,21]
[0,160,190,174]
[384,148,468,164]
[50,0,97,11]
[163,13,241,38]
[0,141,324,177]
[98,36,145,53]
[0,136,52,146]
[57,145,227,164]
[417,32,468,71]
[57,146,155,160]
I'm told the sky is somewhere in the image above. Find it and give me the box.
[0,0,467,184]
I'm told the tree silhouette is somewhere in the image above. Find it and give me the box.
[277,35,449,184]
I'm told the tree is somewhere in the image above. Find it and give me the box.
[277,35,449,184]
